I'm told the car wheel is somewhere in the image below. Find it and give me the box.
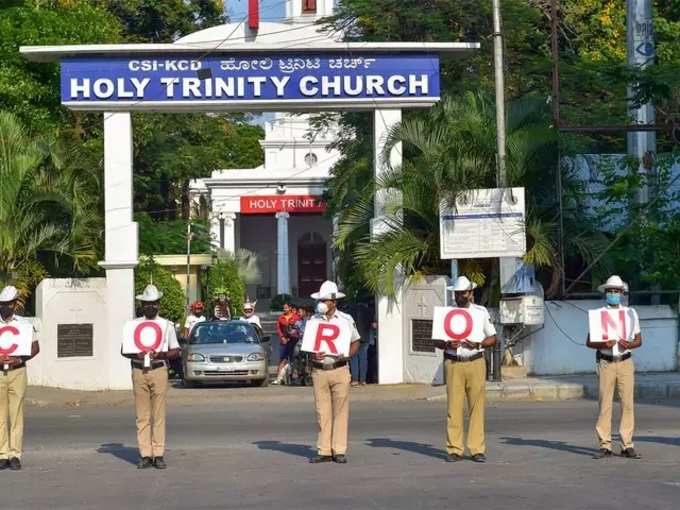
[255,377,269,387]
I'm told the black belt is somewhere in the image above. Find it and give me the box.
[596,351,631,363]
[444,352,484,363]
[312,360,348,371]
[1,362,25,372]
[131,360,166,370]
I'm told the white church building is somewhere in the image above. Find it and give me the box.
[191,0,342,302]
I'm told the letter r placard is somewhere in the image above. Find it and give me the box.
[300,320,352,357]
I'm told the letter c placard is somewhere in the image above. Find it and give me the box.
[133,322,163,353]
[0,325,19,356]
[443,309,473,340]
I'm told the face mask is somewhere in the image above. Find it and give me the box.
[0,304,14,320]
[606,293,622,306]
[143,304,159,319]
[316,302,328,314]
[455,295,469,308]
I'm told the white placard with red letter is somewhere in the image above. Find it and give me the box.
[300,319,352,357]
[431,306,487,343]
[0,323,34,369]
[122,319,169,368]
[588,308,636,356]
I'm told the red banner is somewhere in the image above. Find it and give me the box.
[240,195,326,214]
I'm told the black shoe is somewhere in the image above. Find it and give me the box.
[471,454,486,463]
[592,448,613,459]
[621,447,641,459]
[309,455,333,464]
[137,457,153,469]
[0,459,8,470]
[446,453,463,463]
[153,456,167,469]
[8,458,21,471]
[333,454,347,464]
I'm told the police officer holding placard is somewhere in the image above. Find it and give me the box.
[122,284,180,470]
[0,285,39,471]
[586,275,642,460]
[307,281,360,464]
[434,276,496,463]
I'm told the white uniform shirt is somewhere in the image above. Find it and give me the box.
[130,316,180,352]
[184,314,206,333]
[596,305,640,357]
[240,314,261,328]
[311,310,361,364]
[444,304,496,358]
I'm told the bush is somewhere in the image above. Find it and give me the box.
[204,255,245,316]
[135,257,186,325]
[270,293,293,311]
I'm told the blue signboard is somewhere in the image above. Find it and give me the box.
[60,53,440,111]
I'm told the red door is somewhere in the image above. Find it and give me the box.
[298,242,327,297]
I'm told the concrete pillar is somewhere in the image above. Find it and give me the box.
[276,212,291,295]
[222,212,237,253]
[209,212,222,250]
[372,109,405,385]
[100,112,138,390]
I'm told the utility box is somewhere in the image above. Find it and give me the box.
[500,295,544,325]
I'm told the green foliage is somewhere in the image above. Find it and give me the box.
[137,213,211,255]
[135,257,186,324]
[270,294,293,311]
[0,110,101,293]
[204,252,246,316]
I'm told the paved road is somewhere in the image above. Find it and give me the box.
[2,398,680,509]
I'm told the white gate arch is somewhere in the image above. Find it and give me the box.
[21,16,477,387]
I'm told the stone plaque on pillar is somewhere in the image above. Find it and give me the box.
[57,323,94,358]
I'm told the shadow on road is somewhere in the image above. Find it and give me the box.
[500,436,597,457]
[97,443,139,465]
[635,436,680,447]
[365,438,447,460]
[253,440,315,459]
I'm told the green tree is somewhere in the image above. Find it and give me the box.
[0,110,100,295]
[135,257,186,324]
[204,251,246,316]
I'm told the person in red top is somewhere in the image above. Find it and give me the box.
[273,300,301,384]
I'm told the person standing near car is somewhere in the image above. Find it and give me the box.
[122,285,181,470]
[587,275,642,460]
[212,288,231,321]
[273,300,300,384]
[0,285,40,471]
[308,281,360,464]
[240,299,261,329]
[183,301,206,338]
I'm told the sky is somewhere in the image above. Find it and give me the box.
[226,0,286,22]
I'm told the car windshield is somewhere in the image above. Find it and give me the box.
[190,322,258,345]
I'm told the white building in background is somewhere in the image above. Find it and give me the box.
[191,0,342,302]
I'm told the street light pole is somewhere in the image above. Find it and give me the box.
[492,0,507,186]
[186,222,192,311]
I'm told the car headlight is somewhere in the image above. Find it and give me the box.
[247,352,264,361]
[187,353,205,362]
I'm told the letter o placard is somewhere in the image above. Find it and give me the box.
[0,325,19,356]
[443,309,473,340]
[133,322,163,353]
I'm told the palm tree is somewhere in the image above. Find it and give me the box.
[0,111,100,299]
[333,92,603,299]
